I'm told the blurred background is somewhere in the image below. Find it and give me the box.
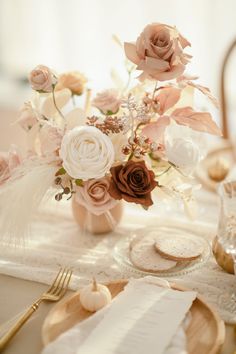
[0,0,235,151]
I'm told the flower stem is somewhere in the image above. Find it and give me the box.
[152,81,158,100]
[52,85,65,119]
[128,152,134,161]
[155,165,172,177]
[122,70,132,94]
[168,162,188,177]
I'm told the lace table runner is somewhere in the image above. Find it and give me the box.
[0,193,236,324]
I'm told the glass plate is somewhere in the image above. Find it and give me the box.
[113,225,211,277]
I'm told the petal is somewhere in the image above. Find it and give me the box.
[152,63,185,81]
[41,88,71,118]
[156,87,182,114]
[65,108,86,129]
[108,180,122,200]
[179,33,191,48]
[143,56,170,72]
[142,117,170,141]
[124,42,140,65]
[187,82,219,108]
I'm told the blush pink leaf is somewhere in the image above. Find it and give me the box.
[142,116,170,141]
[156,87,182,114]
[172,107,222,136]
[177,76,219,108]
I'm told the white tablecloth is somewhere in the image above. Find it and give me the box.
[0,189,236,324]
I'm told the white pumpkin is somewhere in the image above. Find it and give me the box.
[79,279,112,312]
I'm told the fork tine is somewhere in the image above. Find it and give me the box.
[48,267,67,294]
[50,267,69,295]
[46,267,63,293]
[54,269,73,298]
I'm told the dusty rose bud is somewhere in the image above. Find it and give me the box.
[54,177,62,185]
[64,187,70,195]
[145,138,151,144]
[55,193,63,201]
[29,65,57,92]
[122,145,131,155]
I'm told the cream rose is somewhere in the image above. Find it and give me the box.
[29,65,57,92]
[59,126,115,180]
[56,71,87,95]
[75,177,117,215]
[124,23,191,81]
[92,89,121,115]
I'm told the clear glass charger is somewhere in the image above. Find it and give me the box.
[113,225,211,277]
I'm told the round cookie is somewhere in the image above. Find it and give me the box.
[129,236,177,272]
[154,234,203,261]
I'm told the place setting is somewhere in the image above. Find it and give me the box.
[0,12,236,354]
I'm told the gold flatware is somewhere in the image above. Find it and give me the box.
[0,267,72,351]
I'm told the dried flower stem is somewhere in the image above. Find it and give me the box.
[155,165,172,177]
[122,70,132,94]
[52,86,65,119]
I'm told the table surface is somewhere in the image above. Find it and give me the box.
[0,274,235,354]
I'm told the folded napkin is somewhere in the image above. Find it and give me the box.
[42,277,196,354]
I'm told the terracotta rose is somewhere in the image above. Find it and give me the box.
[109,160,157,207]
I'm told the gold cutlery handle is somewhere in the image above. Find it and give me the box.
[0,300,41,351]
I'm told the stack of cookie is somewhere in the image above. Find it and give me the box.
[129,232,204,273]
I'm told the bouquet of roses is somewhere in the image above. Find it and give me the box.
[0,23,221,239]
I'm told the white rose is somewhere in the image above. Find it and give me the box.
[59,126,115,180]
[164,122,202,171]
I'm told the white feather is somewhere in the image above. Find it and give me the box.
[0,157,58,244]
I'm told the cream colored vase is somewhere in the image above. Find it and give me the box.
[72,198,123,235]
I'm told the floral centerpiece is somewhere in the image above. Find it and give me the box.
[0,23,221,237]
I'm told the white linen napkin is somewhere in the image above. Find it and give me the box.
[42,277,196,354]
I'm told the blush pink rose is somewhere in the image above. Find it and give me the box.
[75,177,118,216]
[39,123,63,156]
[29,65,57,92]
[18,102,38,131]
[92,89,121,115]
[124,23,191,81]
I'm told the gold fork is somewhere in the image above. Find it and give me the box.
[0,267,73,351]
